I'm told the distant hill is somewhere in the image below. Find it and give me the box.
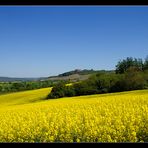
[48,74,91,82]
[0,69,114,82]
[58,69,98,77]
[48,69,114,82]
[0,77,47,82]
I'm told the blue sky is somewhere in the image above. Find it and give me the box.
[0,6,148,77]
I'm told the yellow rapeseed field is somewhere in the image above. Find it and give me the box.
[0,88,148,142]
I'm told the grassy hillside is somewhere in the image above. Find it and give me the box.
[0,89,148,142]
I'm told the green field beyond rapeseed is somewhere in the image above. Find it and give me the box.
[0,88,148,142]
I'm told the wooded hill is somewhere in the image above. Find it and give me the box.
[48,69,114,82]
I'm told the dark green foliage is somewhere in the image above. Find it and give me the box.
[109,74,125,92]
[95,74,111,93]
[73,81,98,96]
[143,56,148,71]
[123,67,146,91]
[115,57,143,74]
[48,83,65,99]
[0,86,2,91]
[47,82,75,99]
[143,70,148,88]
[72,83,83,96]
[0,80,55,94]
[47,56,148,99]
[63,86,76,97]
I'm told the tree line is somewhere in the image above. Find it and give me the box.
[47,56,148,99]
[0,80,68,94]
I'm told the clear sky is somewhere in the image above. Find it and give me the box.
[0,6,148,77]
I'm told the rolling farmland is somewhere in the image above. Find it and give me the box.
[0,88,148,142]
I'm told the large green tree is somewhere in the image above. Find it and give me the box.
[115,57,143,74]
[143,55,148,71]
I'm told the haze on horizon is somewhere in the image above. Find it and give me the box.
[0,6,148,78]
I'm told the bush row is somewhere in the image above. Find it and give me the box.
[47,68,148,99]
